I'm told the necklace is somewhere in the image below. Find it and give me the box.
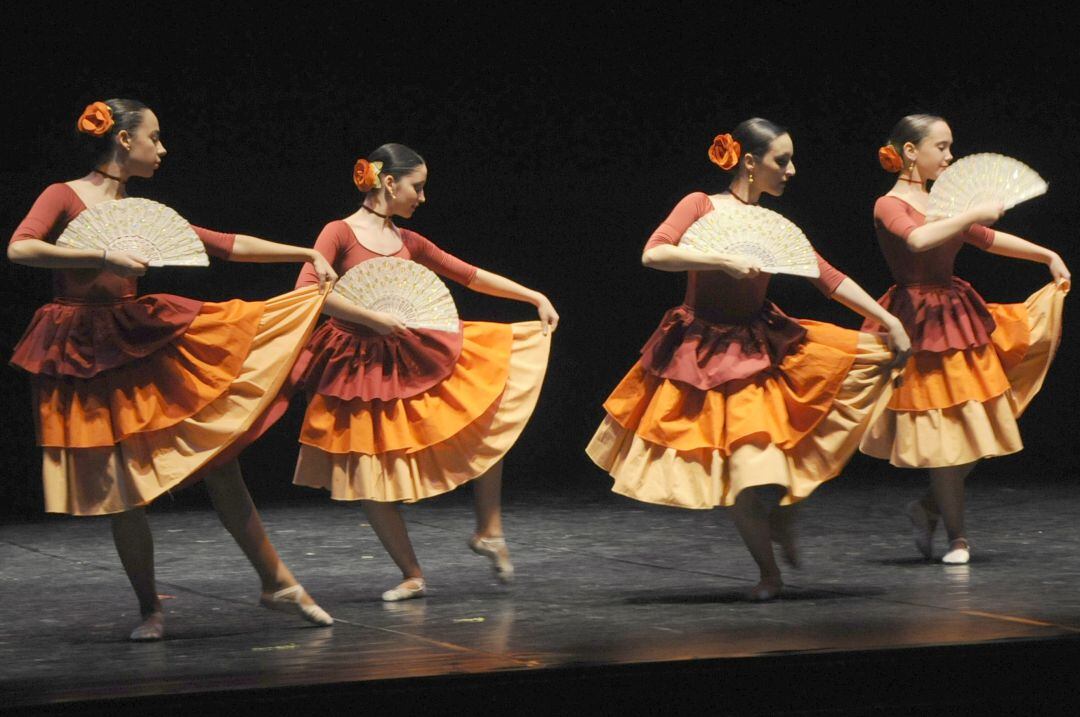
[92,168,126,184]
[361,204,391,219]
[728,189,755,205]
[897,175,924,185]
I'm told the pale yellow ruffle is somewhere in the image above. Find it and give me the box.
[860,281,1066,468]
[293,321,550,502]
[586,331,894,509]
[43,286,327,516]
[859,394,1022,468]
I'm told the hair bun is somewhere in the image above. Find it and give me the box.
[353,158,384,192]
[77,101,115,137]
[708,133,742,170]
[878,144,903,173]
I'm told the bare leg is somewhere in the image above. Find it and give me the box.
[110,507,164,639]
[927,462,977,543]
[472,461,504,538]
[730,487,783,600]
[769,503,801,568]
[469,461,513,582]
[360,500,423,580]
[202,460,306,600]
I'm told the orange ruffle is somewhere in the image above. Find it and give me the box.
[34,299,264,447]
[889,299,1032,411]
[603,320,859,454]
[299,321,513,454]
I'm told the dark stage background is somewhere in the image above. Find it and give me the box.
[1,2,1077,517]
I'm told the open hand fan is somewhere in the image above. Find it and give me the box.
[927,153,1048,220]
[334,257,460,332]
[57,198,208,266]
[680,203,820,278]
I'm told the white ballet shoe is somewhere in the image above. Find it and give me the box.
[259,584,334,626]
[468,535,515,583]
[941,539,971,565]
[381,578,427,602]
[905,500,939,560]
[748,576,783,602]
[129,611,165,642]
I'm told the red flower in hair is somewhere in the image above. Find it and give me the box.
[878,144,903,173]
[708,133,742,170]
[353,158,383,192]
[77,101,114,137]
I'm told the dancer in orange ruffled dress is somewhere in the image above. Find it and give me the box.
[283,144,557,601]
[861,114,1069,564]
[588,119,912,600]
[8,100,339,640]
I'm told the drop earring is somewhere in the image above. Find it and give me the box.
[748,171,754,184]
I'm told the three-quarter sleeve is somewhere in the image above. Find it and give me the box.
[9,184,81,246]
[963,223,995,250]
[191,226,236,260]
[808,251,847,297]
[873,196,919,241]
[296,222,349,289]
[403,231,478,286]
[643,192,713,251]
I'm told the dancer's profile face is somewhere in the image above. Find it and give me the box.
[907,120,953,181]
[753,132,796,197]
[119,109,167,179]
[389,164,427,219]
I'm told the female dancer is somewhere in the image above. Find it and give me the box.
[286,143,557,601]
[8,99,338,640]
[587,118,911,600]
[862,114,1069,564]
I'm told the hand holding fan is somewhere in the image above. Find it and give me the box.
[927,153,1047,220]
[680,203,820,278]
[334,257,460,332]
[57,198,209,266]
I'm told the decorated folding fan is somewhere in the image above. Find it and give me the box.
[57,198,208,266]
[680,203,820,278]
[334,257,460,332]
[927,153,1048,220]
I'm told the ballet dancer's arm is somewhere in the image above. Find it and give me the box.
[983,231,1071,285]
[882,197,1005,252]
[229,234,338,290]
[641,192,761,278]
[466,269,560,335]
[829,278,912,367]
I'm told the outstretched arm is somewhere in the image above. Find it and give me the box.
[468,269,560,335]
[984,231,1070,285]
[230,234,338,290]
[830,277,912,368]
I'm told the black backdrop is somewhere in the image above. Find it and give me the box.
[2,2,1077,516]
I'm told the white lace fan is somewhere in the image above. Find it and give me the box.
[680,203,820,278]
[334,257,460,332]
[57,198,208,266]
[927,153,1048,220]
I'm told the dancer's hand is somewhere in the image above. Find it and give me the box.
[534,294,560,335]
[367,311,408,336]
[103,249,149,277]
[1049,253,1071,288]
[308,251,338,291]
[969,200,1005,226]
[885,320,912,370]
[720,256,762,280]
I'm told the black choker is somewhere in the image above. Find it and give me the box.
[361,204,390,219]
[92,168,126,183]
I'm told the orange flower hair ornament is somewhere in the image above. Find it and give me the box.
[878,144,903,173]
[708,133,742,170]
[77,101,115,137]
[353,158,384,192]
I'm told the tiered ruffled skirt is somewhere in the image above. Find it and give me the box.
[290,319,550,502]
[587,303,896,509]
[860,279,1066,468]
[11,286,326,515]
